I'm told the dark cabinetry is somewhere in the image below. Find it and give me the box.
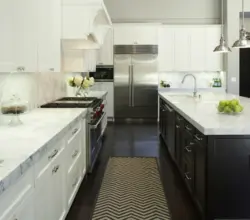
[159,99,175,159]
[159,96,250,219]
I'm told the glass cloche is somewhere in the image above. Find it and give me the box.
[1,94,28,126]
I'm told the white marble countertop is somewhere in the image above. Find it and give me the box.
[0,108,87,195]
[159,91,250,135]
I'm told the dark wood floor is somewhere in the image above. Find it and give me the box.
[66,123,201,220]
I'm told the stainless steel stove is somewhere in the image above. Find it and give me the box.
[41,97,106,173]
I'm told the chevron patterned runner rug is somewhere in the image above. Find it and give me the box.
[92,157,171,220]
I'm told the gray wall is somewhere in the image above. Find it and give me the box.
[225,0,250,95]
[104,0,220,24]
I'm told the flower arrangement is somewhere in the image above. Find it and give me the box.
[68,76,95,96]
[68,76,95,88]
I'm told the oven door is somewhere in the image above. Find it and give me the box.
[88,112,106,171]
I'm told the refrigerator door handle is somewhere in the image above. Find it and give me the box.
[131,65,135,107]
[128,65,132,107]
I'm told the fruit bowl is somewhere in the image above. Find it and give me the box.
[217,99,244,115]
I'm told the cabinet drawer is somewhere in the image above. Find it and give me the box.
[183,141,194,162]
[184,120,195,135]
[66,133,82,172]
[183,156,194,192]
[194,130,207,147]
[67,121,81,144]
[176,114,184,125]
[34,139,64,178]
[66,155,82,207]
[0,168,34,219]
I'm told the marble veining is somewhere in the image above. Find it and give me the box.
[0,108,87,196]
[159,91,250,135]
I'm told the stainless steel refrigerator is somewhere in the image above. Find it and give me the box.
[114,45,158,120]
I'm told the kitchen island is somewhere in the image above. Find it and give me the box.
[159,91,250,220]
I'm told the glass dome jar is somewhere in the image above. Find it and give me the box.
[1,94,28,126]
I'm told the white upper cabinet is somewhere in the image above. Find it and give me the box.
[12,0,38,72]
[158,27,175,71]
[174,27,191,71]
[97,28,114,65]
[114,24,158,45]
[37,0,61,72]
[158,25,222,72]
[190,27,206,71]
[205,26,223,71]
[0,0,15,72]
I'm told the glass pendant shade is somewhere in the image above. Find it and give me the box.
[214,36,232,53]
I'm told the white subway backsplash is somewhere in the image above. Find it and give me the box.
[158,72,226,89]
[0,72,66,110]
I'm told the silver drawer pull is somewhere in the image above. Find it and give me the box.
[48,149,58,160]
[72,150,79,158]
[177,116,183,121]
[184,172,192,180]
[52,165,60,174]
[185,146,192,153]
[194,134,203,141]
[176,125,180,128]
[72,177,78,187]
[72,128,79,135]
[185,125,192,131]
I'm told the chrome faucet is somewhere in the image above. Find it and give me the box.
[181,74,197,97]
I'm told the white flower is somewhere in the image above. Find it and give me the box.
[88,77,95,86]
[82,79,90,88]
[74,76,83,87]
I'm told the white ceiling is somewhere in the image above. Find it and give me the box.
[104,0,221,24]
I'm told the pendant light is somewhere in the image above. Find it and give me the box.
[232,0,250,48]
[214,0,231,53]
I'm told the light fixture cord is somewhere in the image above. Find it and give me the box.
[221,0,224,37]
[242,0,245,29]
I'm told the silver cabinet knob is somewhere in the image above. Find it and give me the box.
[49,68,54,71]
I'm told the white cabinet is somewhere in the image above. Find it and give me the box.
[0,169,35,220]
[205,26,223,71]
[34,142,66,220]
[51,157,66,220]
[65,122,84,208]
[92,82,114,118]
[97,28,114,65]
[12,191,35,220]
[158,27,175,71]
[37,0,61,72]
[12,0,38,72]
[158,25,222,72]
[114,24,158,45]
[174,27,191,71]
[190,27,206,71]
[34,163,53,220]
[0,0,15,72]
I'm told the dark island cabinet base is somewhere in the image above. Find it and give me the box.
[159,97,250,220]
[207,136,250,220]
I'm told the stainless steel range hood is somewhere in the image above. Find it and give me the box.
[114,45,158,55]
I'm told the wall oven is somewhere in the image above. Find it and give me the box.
[89,65,114,82]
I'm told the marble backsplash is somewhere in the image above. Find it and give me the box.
[158,71,226,89]
[0,72,66,111]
